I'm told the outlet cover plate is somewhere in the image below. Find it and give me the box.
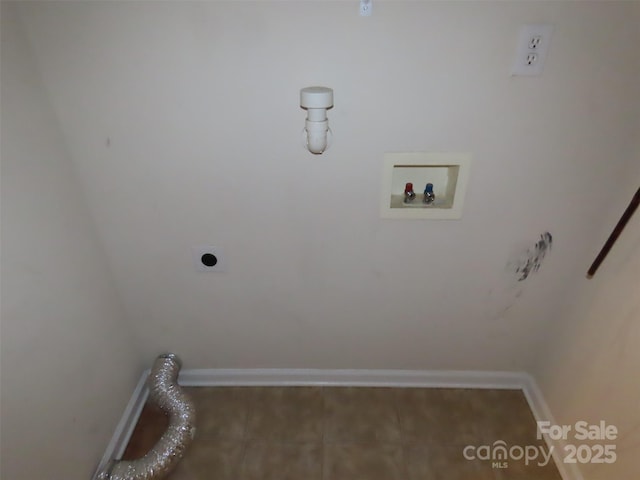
[512,24,553,76]
[360,0,372,16]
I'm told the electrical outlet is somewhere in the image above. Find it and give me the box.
[529,36,542,49]
[512,24,553,76]
[360,0,372,16]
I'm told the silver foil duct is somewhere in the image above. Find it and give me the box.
[98,353,196,480]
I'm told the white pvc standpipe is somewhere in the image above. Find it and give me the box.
[305,119,329,154]
[300,86,333,154]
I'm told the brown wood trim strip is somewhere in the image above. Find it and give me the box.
[587,186,640,278]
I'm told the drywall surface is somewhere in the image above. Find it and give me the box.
[533,153,640,478]
[0,4,144,478]
[15,1,640,370]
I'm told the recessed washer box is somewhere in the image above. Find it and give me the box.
[381,152,471,220]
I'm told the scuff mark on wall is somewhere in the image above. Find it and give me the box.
[486,233,552,323]
[511,232,553,281]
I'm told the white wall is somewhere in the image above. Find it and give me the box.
[14,1,640,372]
[531,5,640,479]
[533,155,640,478]
[0,4,144,479]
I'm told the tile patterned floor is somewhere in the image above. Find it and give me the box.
[123,387,562,480]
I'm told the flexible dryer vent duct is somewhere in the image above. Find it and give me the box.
[98,353,196,480]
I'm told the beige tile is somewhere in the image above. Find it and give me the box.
[185,387,250,441]
[245,387,323,442]
[492,456,563,480]
[324,443,407,480]
[240,441,322,480]
[165,440,244,480]
[324,387,402,444]
[126,386,556,480]
[405,444,497,480]
[467,389,543,445]
[121,402,168,459]
[395,388,483,445]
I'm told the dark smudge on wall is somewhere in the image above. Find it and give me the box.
[514,232,553,281]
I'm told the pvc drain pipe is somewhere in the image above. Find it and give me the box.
[97,353,196,480]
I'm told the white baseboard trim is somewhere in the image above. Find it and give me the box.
[177,368,528,389]
[96,368,580,480]
[521,373,584,480]
[92,369,150,480]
